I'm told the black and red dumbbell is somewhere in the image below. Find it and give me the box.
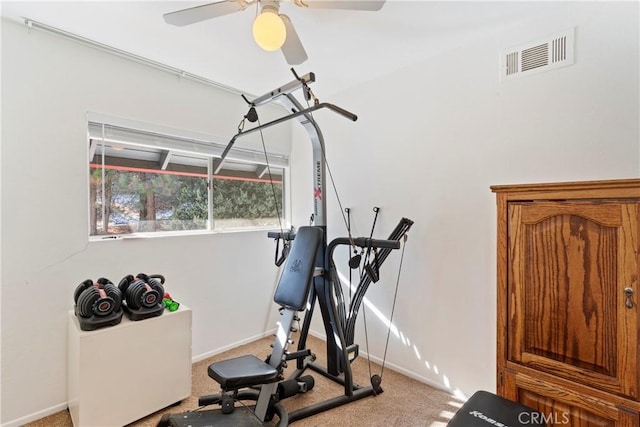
[73,278,122,318]
[118,273,165,310]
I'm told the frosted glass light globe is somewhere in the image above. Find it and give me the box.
[252,11,286,51]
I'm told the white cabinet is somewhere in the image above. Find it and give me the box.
[68,306,192,427]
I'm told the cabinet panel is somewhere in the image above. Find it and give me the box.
[503,369,640,427]
[508,201,639,399]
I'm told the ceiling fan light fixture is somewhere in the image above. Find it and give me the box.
[252,9,286,51]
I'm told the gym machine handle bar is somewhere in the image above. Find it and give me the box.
[220,102,358,162]
[268,230,297,267]
[330,237,401,250]
[268,233,400,250]
[268,231,296,241]
[326,237,399,284]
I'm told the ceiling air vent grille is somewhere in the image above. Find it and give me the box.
[502,28,574,81]
[521,44,548,71]
[552,35,567,63]
[505,51,519,76]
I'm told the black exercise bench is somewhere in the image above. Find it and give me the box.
[447,390,546,427]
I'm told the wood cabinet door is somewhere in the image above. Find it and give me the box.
[503,369,640,427]
[508,201,639,399]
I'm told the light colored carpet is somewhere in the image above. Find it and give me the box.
[25,335,461,427]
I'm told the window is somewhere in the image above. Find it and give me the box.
[89,120,287,237]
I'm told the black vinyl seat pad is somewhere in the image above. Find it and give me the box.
[208,355,279,390]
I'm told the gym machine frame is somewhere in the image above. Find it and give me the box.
[159,72,413,426]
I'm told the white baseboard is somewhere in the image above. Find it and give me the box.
[2,402,68,427]
[364,352,453,395]
[192,328,276,363]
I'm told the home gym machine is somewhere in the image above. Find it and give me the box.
[159,70,413,426]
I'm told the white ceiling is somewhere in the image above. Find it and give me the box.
[1,1,561,98]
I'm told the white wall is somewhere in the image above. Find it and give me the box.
[1,19,292,425]
[2,1,639,424]
[291,1,639,399]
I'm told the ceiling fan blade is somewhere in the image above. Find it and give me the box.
[163,0,249,26]
[280,15,308,65]
[296,0,386,11]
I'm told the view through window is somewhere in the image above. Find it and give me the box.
[89,122,286,236]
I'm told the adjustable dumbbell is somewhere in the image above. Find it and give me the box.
[74,278,122,318]
[118,273,165,310]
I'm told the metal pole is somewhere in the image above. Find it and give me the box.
[219,102,357,163]
[251,72,316,106]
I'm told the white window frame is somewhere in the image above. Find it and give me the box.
[87,113,290,239]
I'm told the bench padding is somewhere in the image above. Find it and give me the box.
[447,391,545,426]
[208,355,278,390]
[273,226,322,310]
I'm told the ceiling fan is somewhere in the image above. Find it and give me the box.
[163,0,386,65]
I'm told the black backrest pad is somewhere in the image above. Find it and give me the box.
[273,226,323,310]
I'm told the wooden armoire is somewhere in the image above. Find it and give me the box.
[491,179,640,426]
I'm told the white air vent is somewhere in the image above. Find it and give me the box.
[502,28,574,81]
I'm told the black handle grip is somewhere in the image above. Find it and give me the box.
[326,103,358,122]
[268,231,296,241]
[351,237,400,250]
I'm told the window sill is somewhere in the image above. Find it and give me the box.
[89,225,290,242]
